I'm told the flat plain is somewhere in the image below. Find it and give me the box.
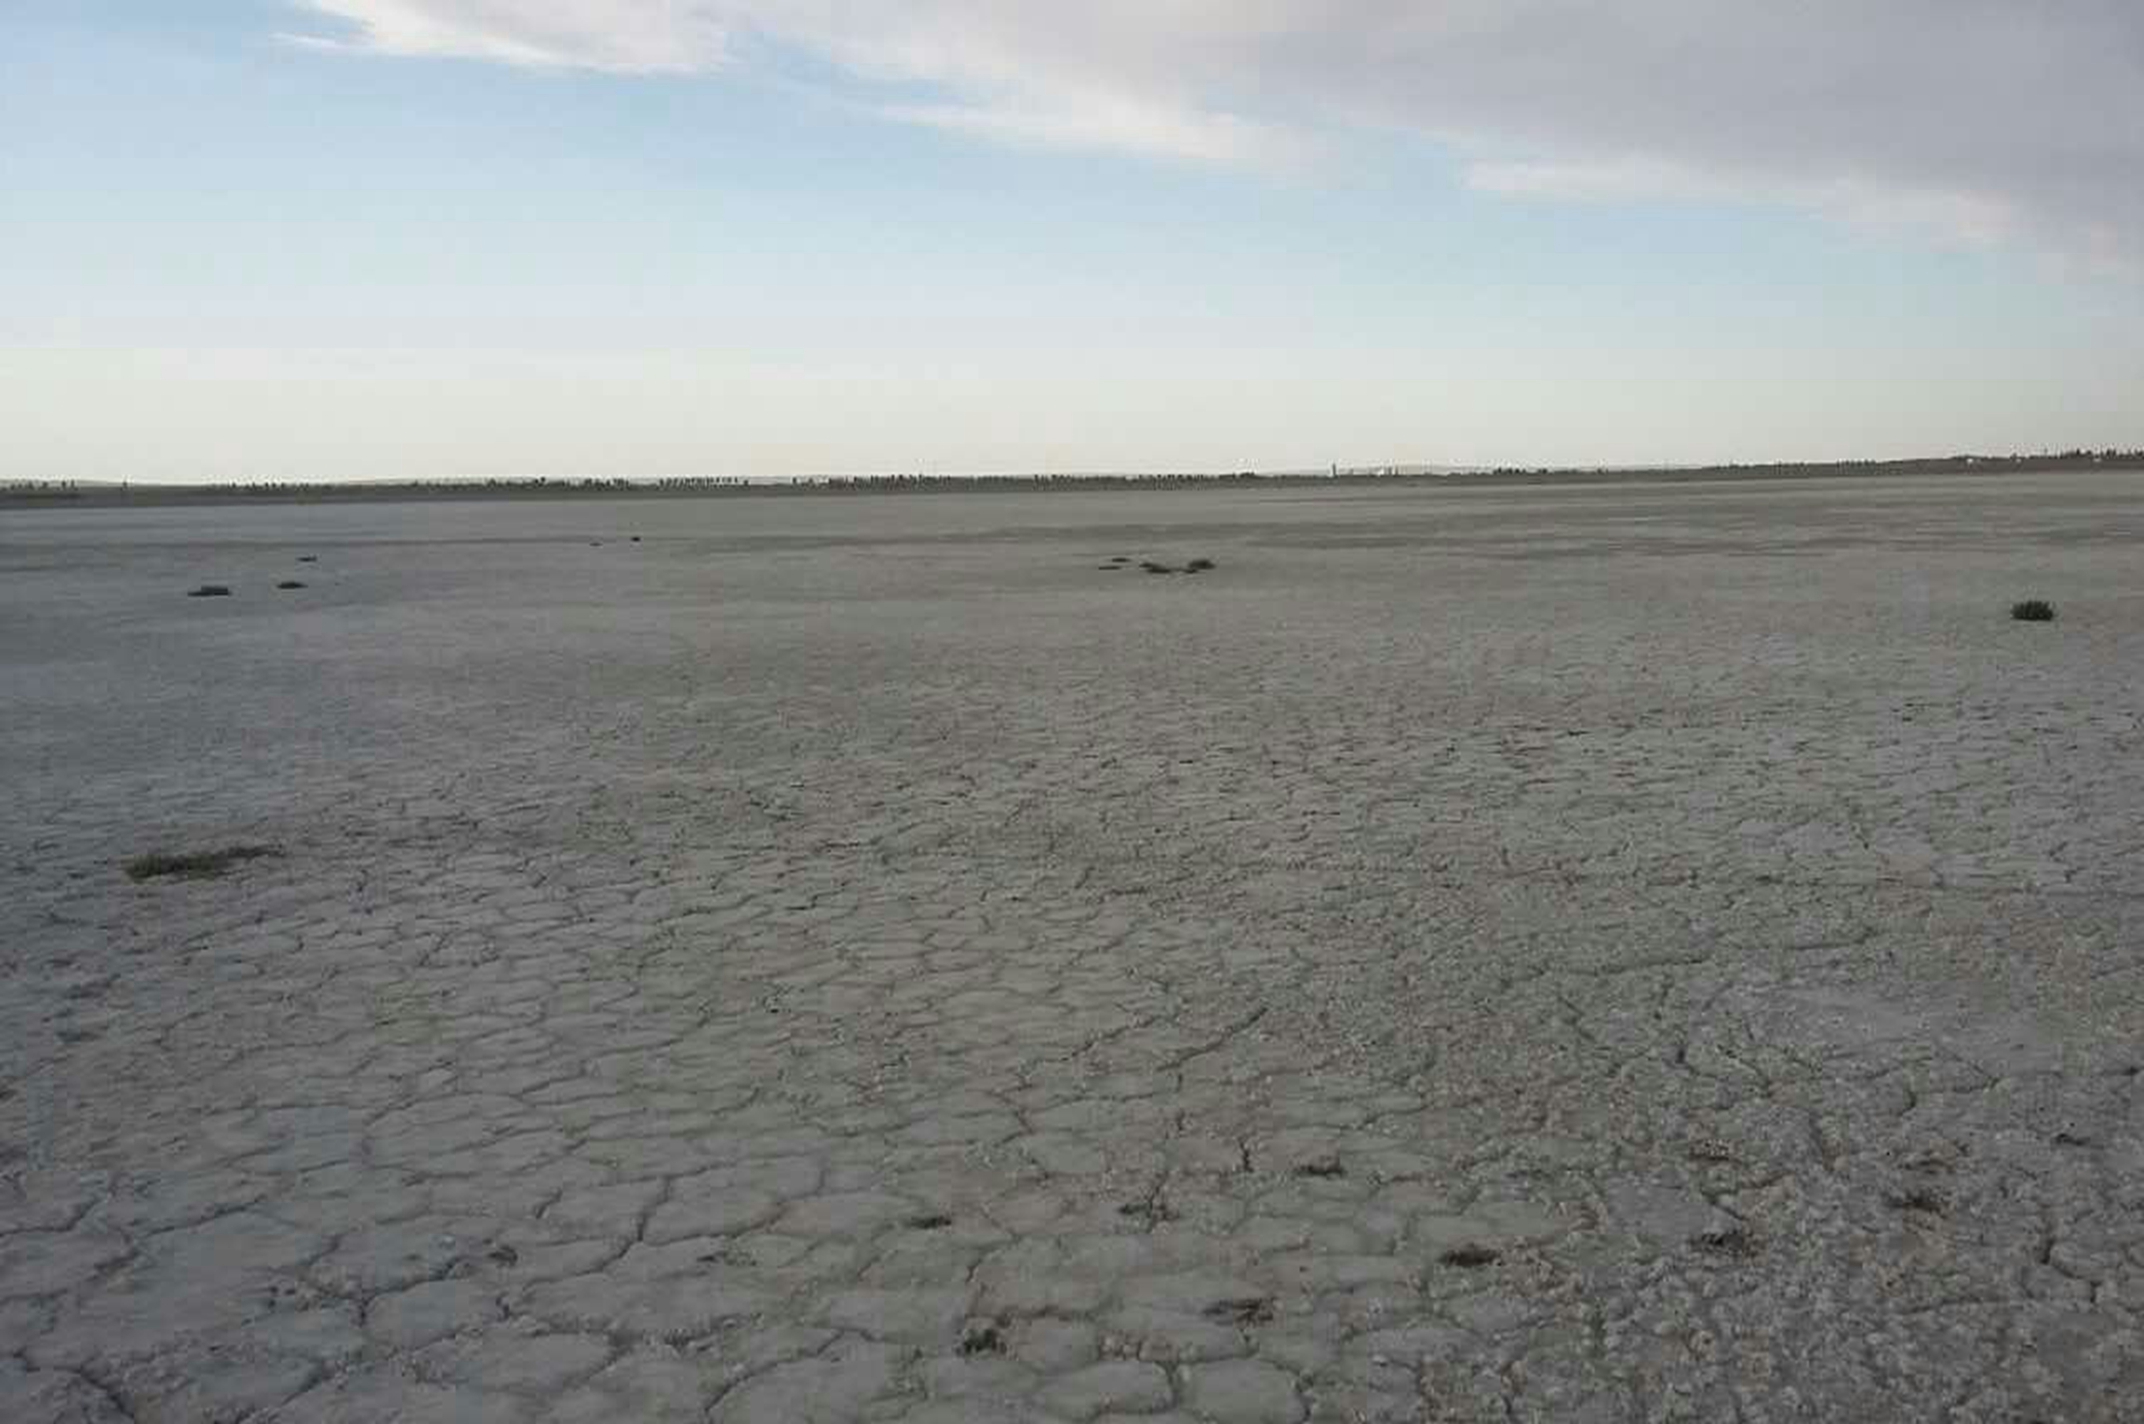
[2,472,2141,1422]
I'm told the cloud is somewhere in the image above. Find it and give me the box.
[284,1,2144,260]
[876,95,1292,170]
[291,0,732,72]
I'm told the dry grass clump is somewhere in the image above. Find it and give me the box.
[2010,599,2056,622]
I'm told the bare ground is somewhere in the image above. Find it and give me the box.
[2,474,2141,1422]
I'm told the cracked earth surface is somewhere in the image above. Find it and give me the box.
[3,474,2142,1422]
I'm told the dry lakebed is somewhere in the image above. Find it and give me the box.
[2,472,2141,1421]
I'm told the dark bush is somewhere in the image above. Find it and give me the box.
[1885,1186,1947,1215]
[276,580,307,590]
[124,845,282,881]
[186,584,232,598]
[1202,1297,1275,1325]
[2011,599,2056,622]
[1185,557,1217,573]
[1438,1244,1501,1268]
[1693,1227,1759,1259]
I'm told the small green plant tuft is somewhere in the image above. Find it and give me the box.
[187,585,232,598]
[124,845,282,882]
[276,580,307,590]
[2011,599,2056,622]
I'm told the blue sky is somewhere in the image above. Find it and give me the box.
[4,1,2140,481]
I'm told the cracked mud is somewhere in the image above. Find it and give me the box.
[2,475,2141,1421]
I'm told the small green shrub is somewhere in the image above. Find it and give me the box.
[187,585,232,598]
[2011,599,2056,622]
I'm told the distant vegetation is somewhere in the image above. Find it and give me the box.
[7,450,2140,506]
[2011,599,2058,622]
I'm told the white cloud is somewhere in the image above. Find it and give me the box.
[284,1,2144,260]
[292,0,732,72]
[877,96,1290,169]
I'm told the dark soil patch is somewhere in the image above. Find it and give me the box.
[959,1324,1005,1356]
[905,1213,954,1231]
[1293,1155,1346,1179]
[1185,557,1217,573]
[124,845,282,882]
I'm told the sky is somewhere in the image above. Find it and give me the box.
[4,1,2141,482]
